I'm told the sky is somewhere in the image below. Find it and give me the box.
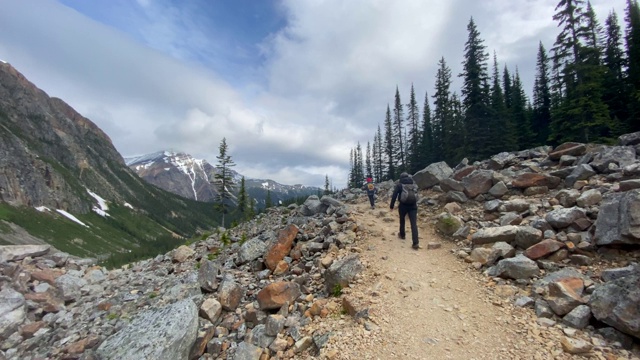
[0,0,628,188]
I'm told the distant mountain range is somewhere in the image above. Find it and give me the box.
[0,62,220,265]
[125,151,322,208]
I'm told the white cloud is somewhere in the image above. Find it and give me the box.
[0,0,629,188]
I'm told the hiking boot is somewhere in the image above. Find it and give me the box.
[398,234,405,240]
[412,244,420,250]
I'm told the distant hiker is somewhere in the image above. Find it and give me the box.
[389,172,420,249]
[363,178,377,209]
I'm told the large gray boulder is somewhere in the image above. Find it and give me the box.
[487,152,516,170]
[324,254,363,293]
[0,244,50,262]
[594,191,640,246]
[413,162,453,189]
[0,287,25,338]
[237,237,268,265]
[589,274,640,339]
[589,146,636,173]
[95,299,199,360]
[54,274,88,302]
[565,164,596,187]
[472,225,519,245]
[545,207,587,230]
[488,255,540,280]
[299,196,328,216]
[198,260,220,292]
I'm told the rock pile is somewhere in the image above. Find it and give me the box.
[394,132,640,353]
[0,196,367,359]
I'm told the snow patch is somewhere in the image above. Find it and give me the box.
[124,202,134,209]
[261,182,270,189]
[35,206,50,212]
[87,189,110,217]
[56,209,88,227]
[0,59,6,64]
[164,168,170,171]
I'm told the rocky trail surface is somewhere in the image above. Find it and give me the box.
[311,199,640,360]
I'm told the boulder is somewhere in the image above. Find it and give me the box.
[472,225,519,245]
[95,299,199,360]
[257,282,301,310]
[435,213,463,236]
[199,298,222,323]
[545,207,587,229]
[524,239,564,260]
[452,165,476,181]
[546,279,585,316]
[565,164,596,187]
[462,170,493,198]
[555,189,580,208]
[413,162,453,189]
[489,255,540,280]
[299,196,328,216]
[487,152,516,170]
[218,277,244,311]
[0,287,25,339]
[590,146,636,173]
[576,189,602,207]
[439,178,464,193]
[54,274,88,302]
[618,131,640,146]
[511,173,560,189]
[0,245,50,262]
[562,305,591,329]
[324,254,363,293]
[237,237,268,265]
[501,199,530,213]
[172,245,195,263]
[264,224,299,271]
[513,226,543,249]
[601,265,639,282]
[198,260,220,293]
[488,181,508,198]
[232,342,262,360]
[548,142,586,160]
[589,274,640,339]
[594,190,640,246]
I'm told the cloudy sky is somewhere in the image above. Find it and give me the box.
[0,0,627,188]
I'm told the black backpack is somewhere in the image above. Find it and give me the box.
[400,183,418,204]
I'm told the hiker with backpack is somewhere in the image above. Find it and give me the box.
[363,178,377,209]
[389,172,420,250]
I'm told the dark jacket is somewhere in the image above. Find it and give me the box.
[390,173,417,209]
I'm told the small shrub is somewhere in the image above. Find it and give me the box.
[106,313,118,321]
[331,284,343,297]
[207,252,217,261]
[195,262,201,270]
[148,292,158,299]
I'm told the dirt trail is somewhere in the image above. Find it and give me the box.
[310,199,636,360]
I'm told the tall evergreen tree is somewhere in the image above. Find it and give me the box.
[213,137,236,227]
[489,53,512,153]
[406,84,421,173]
[433,57,454,165]
[503,66,513,110]
[419,91,434,168]
[355,142,364,186]
[365,142,373,178]
[448,93,466,165]
[393,87,406,172]
[511,69,535,149]
[265,190,272,209]
[550,0,611,143]
[603,10,630,134]
[384,105,396,180]
[375,124,385,182]
[324,175,331,195]
[460,17,491,160]
[348,148,354,187]
[237,176,248,220]
[533,42,553,145]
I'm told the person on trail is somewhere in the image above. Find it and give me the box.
[389,172,420,249]
[362,178,377,209]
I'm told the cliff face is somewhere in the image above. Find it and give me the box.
[0,62,135,213]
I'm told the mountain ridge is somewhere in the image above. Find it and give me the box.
[125,150,322,206]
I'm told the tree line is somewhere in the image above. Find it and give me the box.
[348,0,640,188]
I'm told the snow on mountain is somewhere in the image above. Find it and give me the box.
[126,150,321,205]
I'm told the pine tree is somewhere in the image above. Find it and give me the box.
[355,142,364,186]
[237,176,248,220]
[460,17,491,160]
[384,105,395,180]
[265,190,272,209]
[348,149,354,188]
[433,57,454,165]
[503,66,513,110]
[419,91,434,168]
[406,84,421,173]
[365,142,373,179]
[213,137,236,227]
[533,42,553,145]
[448,93,466,165]
[324,175,331,195]
[603,10,630,134]
[375,124,385,182]
[512,69,535,149]
[550,0,612,143]
[489,53,512,153]
[393,87,406,172]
